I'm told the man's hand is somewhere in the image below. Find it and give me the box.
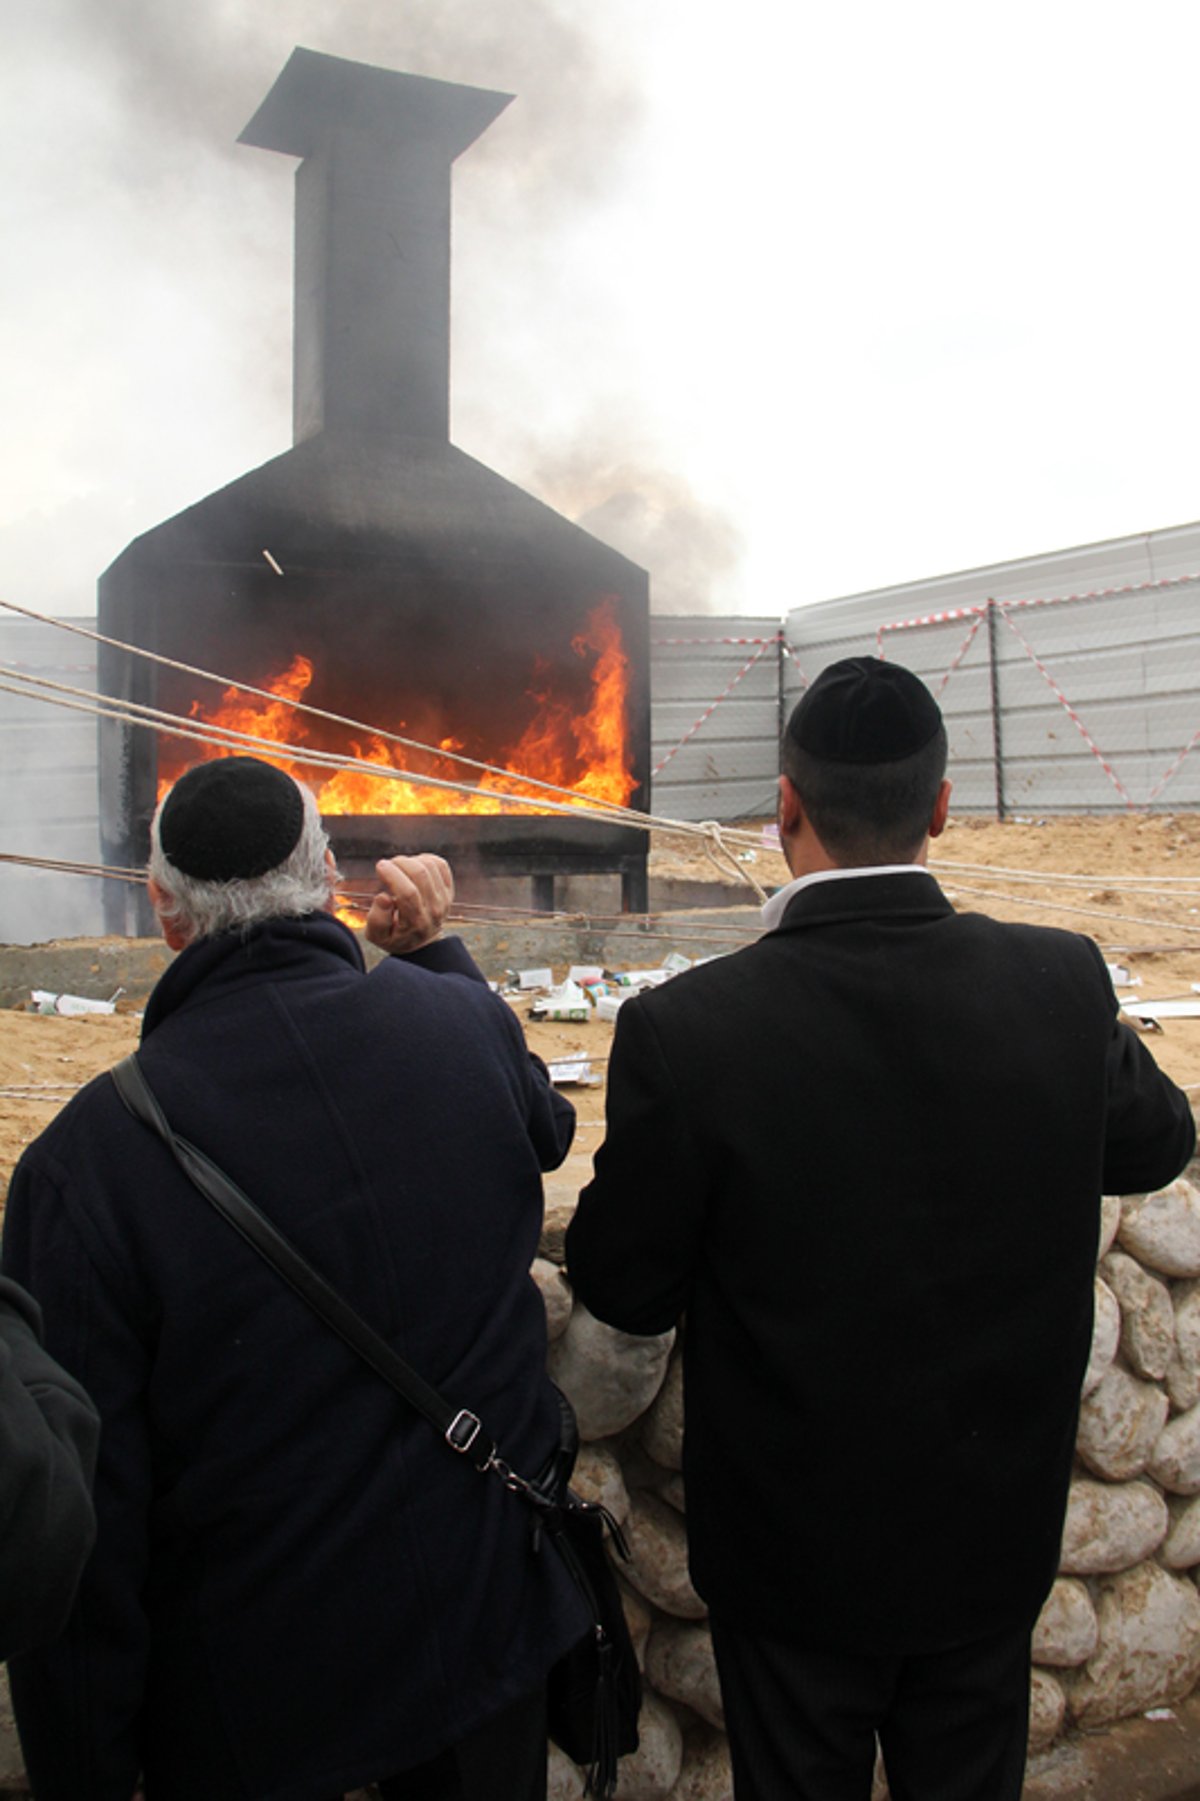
[364,855,454,956]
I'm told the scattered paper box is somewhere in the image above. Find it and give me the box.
[548,1058,601,1087]
[1119,997,1200,1023]
[32,990,123,1017]
[518,968,554,991]
[532,980,591,1022]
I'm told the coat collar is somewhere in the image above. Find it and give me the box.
[142,913,365,1039]
[768,868,954,934]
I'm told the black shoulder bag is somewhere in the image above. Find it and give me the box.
[110,1054,641,1798]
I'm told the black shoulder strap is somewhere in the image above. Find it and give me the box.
[109,1054,494,1466]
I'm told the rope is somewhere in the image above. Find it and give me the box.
[0,669,779,909]
[945,878,1200,937]
[932,857,1200,894]
[0,599,639,824]
[0,615,778,890]
[0,852,765,947]
[0,1085,89,1097]
[695,821,770,904]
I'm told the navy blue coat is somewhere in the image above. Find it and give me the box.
[566,872,1196,1656]
[4,916,587,1801]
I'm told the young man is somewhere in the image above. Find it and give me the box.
[566,657,1195,1801]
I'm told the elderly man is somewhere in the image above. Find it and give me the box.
[566,658,1196,1801]
[4,755,586,1801]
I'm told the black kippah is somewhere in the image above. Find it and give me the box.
[788,657,943,764]
[158,757,306,881]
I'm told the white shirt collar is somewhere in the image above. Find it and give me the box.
[760,863,930,932]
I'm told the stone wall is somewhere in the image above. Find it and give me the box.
[536,1170,1200,1800]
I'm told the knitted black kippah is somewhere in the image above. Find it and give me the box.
[158,757,306,881]
[788,656,943,764]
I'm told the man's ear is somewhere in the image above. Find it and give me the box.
[147,878,190,952]
[777,774,804,838]
[929,778,952,840]
[322,847,341,915]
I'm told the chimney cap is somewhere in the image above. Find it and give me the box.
[239,46,513,162]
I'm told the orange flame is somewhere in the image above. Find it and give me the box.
[158,600,635,816]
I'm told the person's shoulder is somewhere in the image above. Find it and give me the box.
[629,934,778,1018]
[959,910,1104,962]
[13,1067,129,1182]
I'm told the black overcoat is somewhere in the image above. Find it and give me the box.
[566,871,1195,1655]
[0,1274,98,1659]
[4,915,587,1801]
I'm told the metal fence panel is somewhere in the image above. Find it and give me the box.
[785,528,1200,817]
[0,617,104,943]
[650,619,782,822]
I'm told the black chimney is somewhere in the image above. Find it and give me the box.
[240,51,511,444]
[98,48,650,932]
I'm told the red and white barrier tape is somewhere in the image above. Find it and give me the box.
[652,633,782,648]
[873,572,1200,806]
[652,638,776,776]
[876,570,1200,645]
[997,608,1135,808]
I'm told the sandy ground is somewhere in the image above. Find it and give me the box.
[3,815,1199,1205]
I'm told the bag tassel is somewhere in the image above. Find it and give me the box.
[584,1634,618,1799]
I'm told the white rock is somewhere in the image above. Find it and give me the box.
[1167,1279,1200,1413]
[1098,1195,1122,1259]
[612,1690,684,1800]
[548,1742,586,1800]
[1148,1401,1200,1496]
[657,1473,687,1514]
[1100,1251,1175,1381]
[1161,1494,1200,1570]
[618,1577,655,1670]
[645,1620,725,1729]
[1058,1478,1169,1574]
[1028,1668,1066,1751]
[0,1670,25,1792]
[1083,1278,1121,1398]
[641,1351,684,1471]
[572,1442,632,1527]
[533,1258,575,1341]
[1033,1577,1098,1667]
[1063,1561,1200,1727]
[670,1728,733,1801]
[1076,1364,1169,1479]
[622,1491,708,1620]
[549,1305,675,1442]
[1119,1180,1200,1278]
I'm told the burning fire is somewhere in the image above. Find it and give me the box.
[158,599,635,816]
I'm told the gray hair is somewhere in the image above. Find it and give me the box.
[148,778,335,944]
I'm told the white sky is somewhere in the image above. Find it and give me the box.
[3,0,1200,619]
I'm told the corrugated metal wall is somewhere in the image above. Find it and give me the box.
[649,618,782,823]
[782,523,1200,817]
[0,616,103,945]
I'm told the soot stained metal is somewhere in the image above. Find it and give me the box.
[98,47,650,931]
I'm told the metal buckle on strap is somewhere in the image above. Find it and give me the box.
[445,1409,483,1454]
